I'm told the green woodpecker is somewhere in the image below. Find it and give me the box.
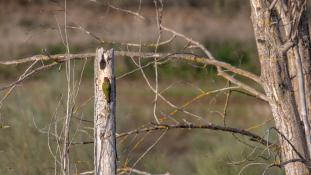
[102,77,111,103]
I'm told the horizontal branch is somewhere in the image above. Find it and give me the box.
[116,122,274,147]
[80,168,170,175]
[0,51,261,84]
[118,167,170,175]
[71,122,274,148]
[72,122,274,148]
[0,53,94,65]
[272,159,306,168]
[0,51,267,101]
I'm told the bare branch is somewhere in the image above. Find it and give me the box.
[0,52,267,101]
[0,62,58,91]
[116,122,274,147]
[67,24,176,48]
[108,4,146,21]
[270,127,305,161]
[118,167,170,175]
[0,52,261,85]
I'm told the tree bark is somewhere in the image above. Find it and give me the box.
[278,1,311,120]
[94,48,117,175]
[250,1,310,174]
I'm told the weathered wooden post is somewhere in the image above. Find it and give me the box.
[94,48,117,175]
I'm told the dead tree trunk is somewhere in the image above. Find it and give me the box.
[250,0,311,174]
[94,48,117,175]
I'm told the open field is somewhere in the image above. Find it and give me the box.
[0,1,285,175]
[0,60,279,174]
[0,1,254,59]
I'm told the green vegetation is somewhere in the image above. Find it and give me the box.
[0,2,281,173]
[0,56,281,174]
[0,39,274,174]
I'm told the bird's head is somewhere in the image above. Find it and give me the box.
[104,77,110,83]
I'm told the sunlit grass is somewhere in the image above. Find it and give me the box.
[0,42,281,174]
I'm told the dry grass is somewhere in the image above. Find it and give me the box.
[0,1,283,174]
[0,67,277,174]
[0,2,254,59]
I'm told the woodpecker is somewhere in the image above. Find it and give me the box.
[102,77,111,103]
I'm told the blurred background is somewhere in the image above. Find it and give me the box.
[0,0,282,174]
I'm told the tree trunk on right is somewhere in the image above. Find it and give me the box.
[250,0,311,174]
